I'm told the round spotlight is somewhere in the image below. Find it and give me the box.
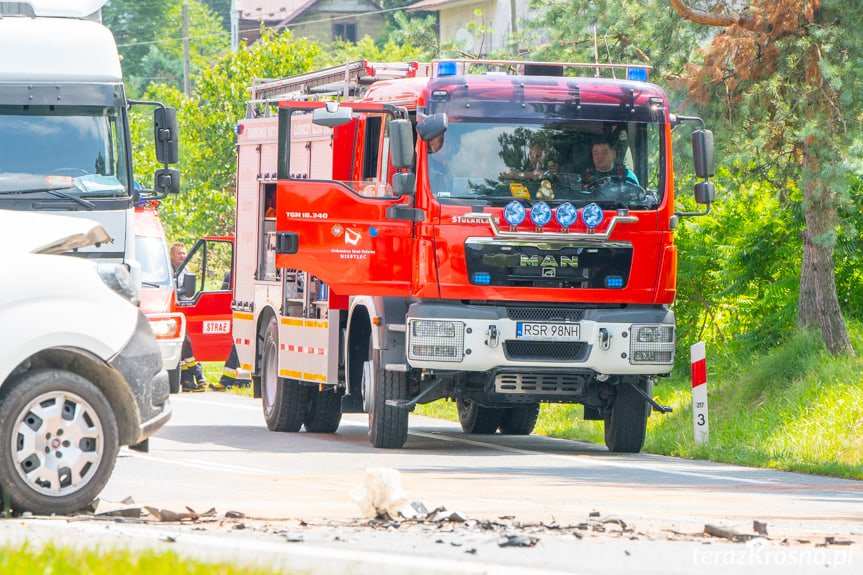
[530,202,553,227]
[581,203,604,228]
[555,202,578,228]
[503,201,527,226]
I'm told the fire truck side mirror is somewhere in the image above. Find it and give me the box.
[312,104,353,127]
[692,129,715,179]
[694,181,715,205]
[416,113,448,143]
[392,172,416,197]
[390,119,414,169]
[154,107,179,165]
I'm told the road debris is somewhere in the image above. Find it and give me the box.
[753,520,768,535]
[348,467,409,519]
[498,533,539,548]
[144,506,217,523]
[704,524,764,542]
[93,498,141,518]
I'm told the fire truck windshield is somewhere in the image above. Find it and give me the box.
[426,120,663,210]
[0,105,129,199]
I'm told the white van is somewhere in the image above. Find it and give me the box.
[0,210,171,515]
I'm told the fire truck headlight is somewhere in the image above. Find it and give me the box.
[629,324,675,365]
[503,201,527,226]
[408,320,465,362]
[529,202,552,227]
[98,263,140,306]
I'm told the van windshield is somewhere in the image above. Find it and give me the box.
[137,235,172,288]
[0,105,129,198]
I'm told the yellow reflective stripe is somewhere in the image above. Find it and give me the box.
[233,312,254,321]
[280,369,302,378]
[303,372,327,383]
[221,367,237,379]
[240,363,253,371]
[281,318,303,326]
[304,320,328,329]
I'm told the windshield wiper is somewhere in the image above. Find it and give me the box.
[0,188,96,210]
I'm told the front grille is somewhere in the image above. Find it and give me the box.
[506,307,586,322]
[495,373,586,395]
[504,341,587,361]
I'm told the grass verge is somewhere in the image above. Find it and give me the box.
[0,543,283,574]
[416,326,863,479]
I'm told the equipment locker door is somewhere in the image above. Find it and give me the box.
[273,102,414,297]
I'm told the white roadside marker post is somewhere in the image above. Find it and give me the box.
[691,341,709,444]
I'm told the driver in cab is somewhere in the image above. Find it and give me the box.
[584,138,639,189]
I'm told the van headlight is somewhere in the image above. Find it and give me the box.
[147,313,185,341]
[629,324,675,365]
[97,263,140,306]
[408,319,464,362]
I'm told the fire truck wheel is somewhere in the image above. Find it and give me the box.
[456,398,502,434]
[603,377,650,453]
[261,316,308,432]
[304,388,342,433]
[167,368,180,394]
[0,369,119,515]
[367,342,409,449]
[498,403,541,435]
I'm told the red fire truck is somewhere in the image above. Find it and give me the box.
[232,60,715,451]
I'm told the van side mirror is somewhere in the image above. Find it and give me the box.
[390,119,414,169]
[178,272,196,298]
[692,129,714,179]
[154,107,179,165]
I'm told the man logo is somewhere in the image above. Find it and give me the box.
[542,267,556,278]
[519,255,578,267]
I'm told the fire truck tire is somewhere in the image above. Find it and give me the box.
[304,388,342,433]
[368,367,409,449]
[456,398,502,434]
[498,403,541,435]
[168,368,180,394]
[603,377,650,453]
[0,369,119,515]
[261,317,308,432]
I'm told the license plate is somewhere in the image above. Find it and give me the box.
[203,320,231,334]
[516,322,580,341]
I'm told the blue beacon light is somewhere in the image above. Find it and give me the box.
[555,202,578,228]
[581,203,604,229]
[503,201,527,227]
[437,61,457,76]
[530,202,553,227]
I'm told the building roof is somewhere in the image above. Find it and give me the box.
[235,0,315,22]
[406,0,482,11]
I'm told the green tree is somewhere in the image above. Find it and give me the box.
[130,29,320,243]
[105,0,228,95]
[670,0,860,356]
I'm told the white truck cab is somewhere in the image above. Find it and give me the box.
[0,210,171,515]
[0,0,180,286]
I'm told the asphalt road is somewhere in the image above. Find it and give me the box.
[2,392,861,574]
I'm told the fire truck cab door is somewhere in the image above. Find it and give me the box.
[174,237,234,362]
[273,102,413,297]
